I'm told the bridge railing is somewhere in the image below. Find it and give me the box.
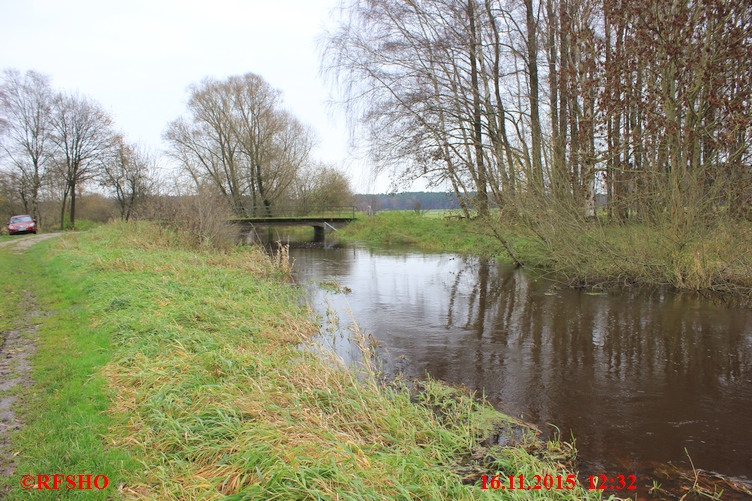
[241,205,357,219]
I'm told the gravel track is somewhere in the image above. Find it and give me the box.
[0,233,61,251]
[0,233,59,486]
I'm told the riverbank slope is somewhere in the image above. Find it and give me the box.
[337,211,508,256]
[340,211,752,297]
[0,222,601,500]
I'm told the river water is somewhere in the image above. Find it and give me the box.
[289,242,752,492]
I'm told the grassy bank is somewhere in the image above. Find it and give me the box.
[341,211,752,296]
[514,214,752,295]
[338,211,511,257]
[1,222,601,500]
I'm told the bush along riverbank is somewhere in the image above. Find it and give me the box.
[1,222,603,500]
[340,211,752,299]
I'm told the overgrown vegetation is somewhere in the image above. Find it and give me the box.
[139,183,238,250]
[342,210,752,297]
[1,222,602,500]
[496,195,752,294]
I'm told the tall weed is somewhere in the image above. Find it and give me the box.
[497,191,752,295]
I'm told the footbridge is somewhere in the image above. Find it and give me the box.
[231,206,357,242]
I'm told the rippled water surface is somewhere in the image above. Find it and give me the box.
[290,243,752,487]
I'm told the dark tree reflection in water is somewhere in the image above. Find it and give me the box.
[291,244,752,482]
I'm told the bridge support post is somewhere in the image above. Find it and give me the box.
[313,225,325,242]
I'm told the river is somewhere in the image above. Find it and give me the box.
[288,241,752,495]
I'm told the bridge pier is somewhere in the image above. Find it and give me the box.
[313,225,325,242]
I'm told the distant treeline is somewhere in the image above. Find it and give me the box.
[354,192,461,212]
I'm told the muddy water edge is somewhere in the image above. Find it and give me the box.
[288,241,752,499]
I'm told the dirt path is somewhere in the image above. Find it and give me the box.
[0,233,59,484]
[0,232,61,252]
[0,297,40,479]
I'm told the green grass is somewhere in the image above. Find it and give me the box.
[68,219,99,231]
[417,209,466,219]
[340,211,508,257]
[0,222,603,500]
[0,238,139,500]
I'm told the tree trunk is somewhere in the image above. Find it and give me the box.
[558,0,570,195]
[547,0,565,198]
[525,0,543,192]
[468,0,489,216]
[69,181,77,229]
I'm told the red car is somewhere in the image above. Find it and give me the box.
[7,215,37,235]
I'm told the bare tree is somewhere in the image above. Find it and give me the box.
[165,78,245,213]
[293,162,354,209]
[0,69,54,224]
[322,0,541,215]
[50,92,115,229]
[325,0,750,220]
[0,169,25,221]
[164,73,315,216]
[323,0,475,207]
[100,137,157,221]
[524,0,544,191]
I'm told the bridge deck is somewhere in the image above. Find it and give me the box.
[231,210,356,243]
[230,217,355,226]
[230,205,357,227]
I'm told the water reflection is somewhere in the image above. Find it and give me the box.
[291,245,752,481]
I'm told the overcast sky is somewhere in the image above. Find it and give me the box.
[0,0,398,193]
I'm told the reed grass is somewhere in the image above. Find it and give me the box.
[510,212,752,295]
